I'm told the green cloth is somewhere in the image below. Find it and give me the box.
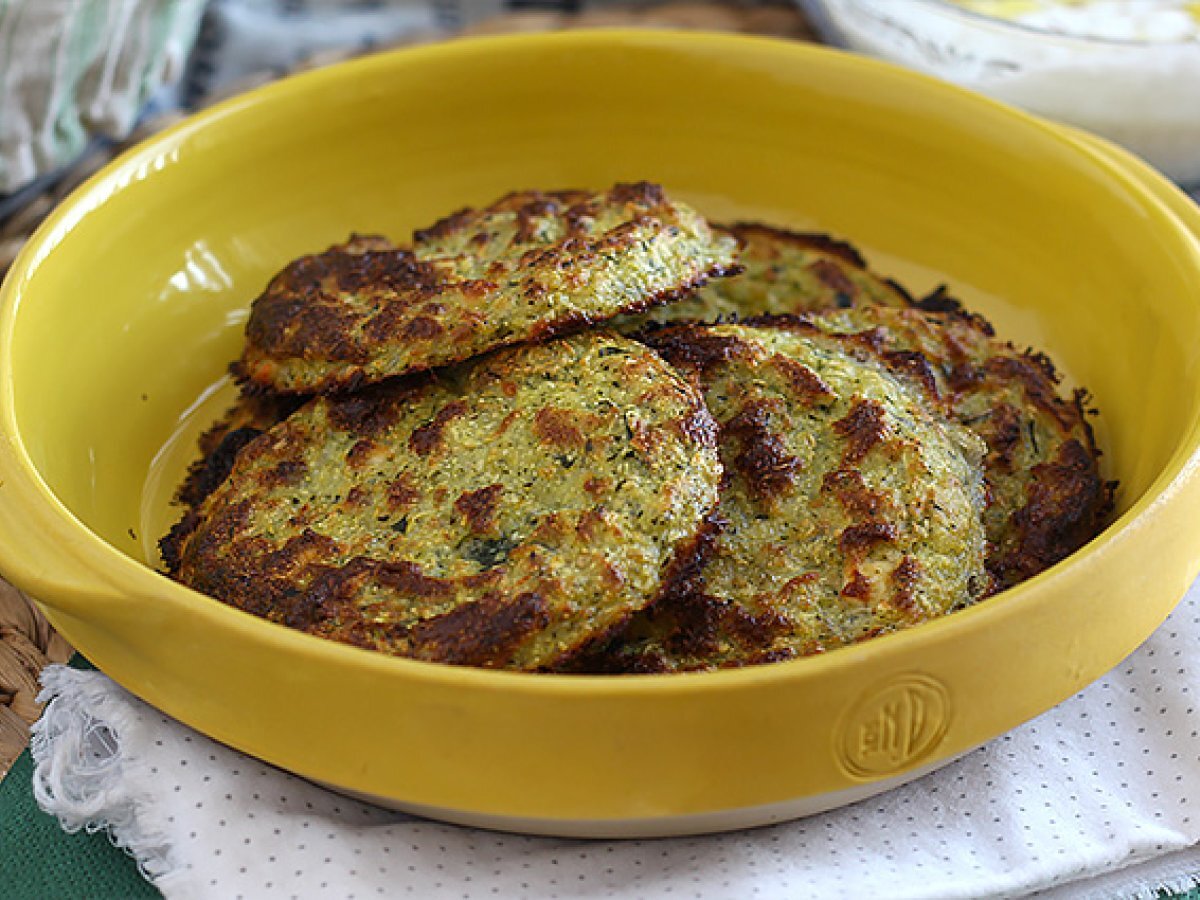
[0,656,157,898]
[0,747,160,899]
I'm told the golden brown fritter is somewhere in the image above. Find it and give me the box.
[807,305,1113,589]
[163,332,723,671]
[235,182,739,394]
[572,320,989,672]
[615,222,915,332]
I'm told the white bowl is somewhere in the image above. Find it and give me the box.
[801,0,1200,186]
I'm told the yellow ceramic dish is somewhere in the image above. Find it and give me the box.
[2,31,1200,837]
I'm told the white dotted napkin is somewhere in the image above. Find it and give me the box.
[29,576,1200,900]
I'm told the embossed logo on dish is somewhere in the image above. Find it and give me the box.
[838,674,951,778]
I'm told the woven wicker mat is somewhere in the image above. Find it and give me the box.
[0,0,813,779]
[0,583,72,775]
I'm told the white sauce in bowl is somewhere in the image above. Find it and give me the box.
[805,0,1200,185]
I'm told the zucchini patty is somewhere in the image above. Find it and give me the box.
[615,222,912,332]
[809,305,1112,588]
[164,332,723,670]
[572,320,990,672]
[236,182,739,394]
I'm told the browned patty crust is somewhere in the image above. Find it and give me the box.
[235,182,739,394]
[807,305,1113,588]
[174,391,304,511]
[164,331,723,671]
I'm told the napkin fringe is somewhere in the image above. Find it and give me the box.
[30,665,178,883]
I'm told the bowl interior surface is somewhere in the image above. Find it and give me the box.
[4,31,1200,827]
